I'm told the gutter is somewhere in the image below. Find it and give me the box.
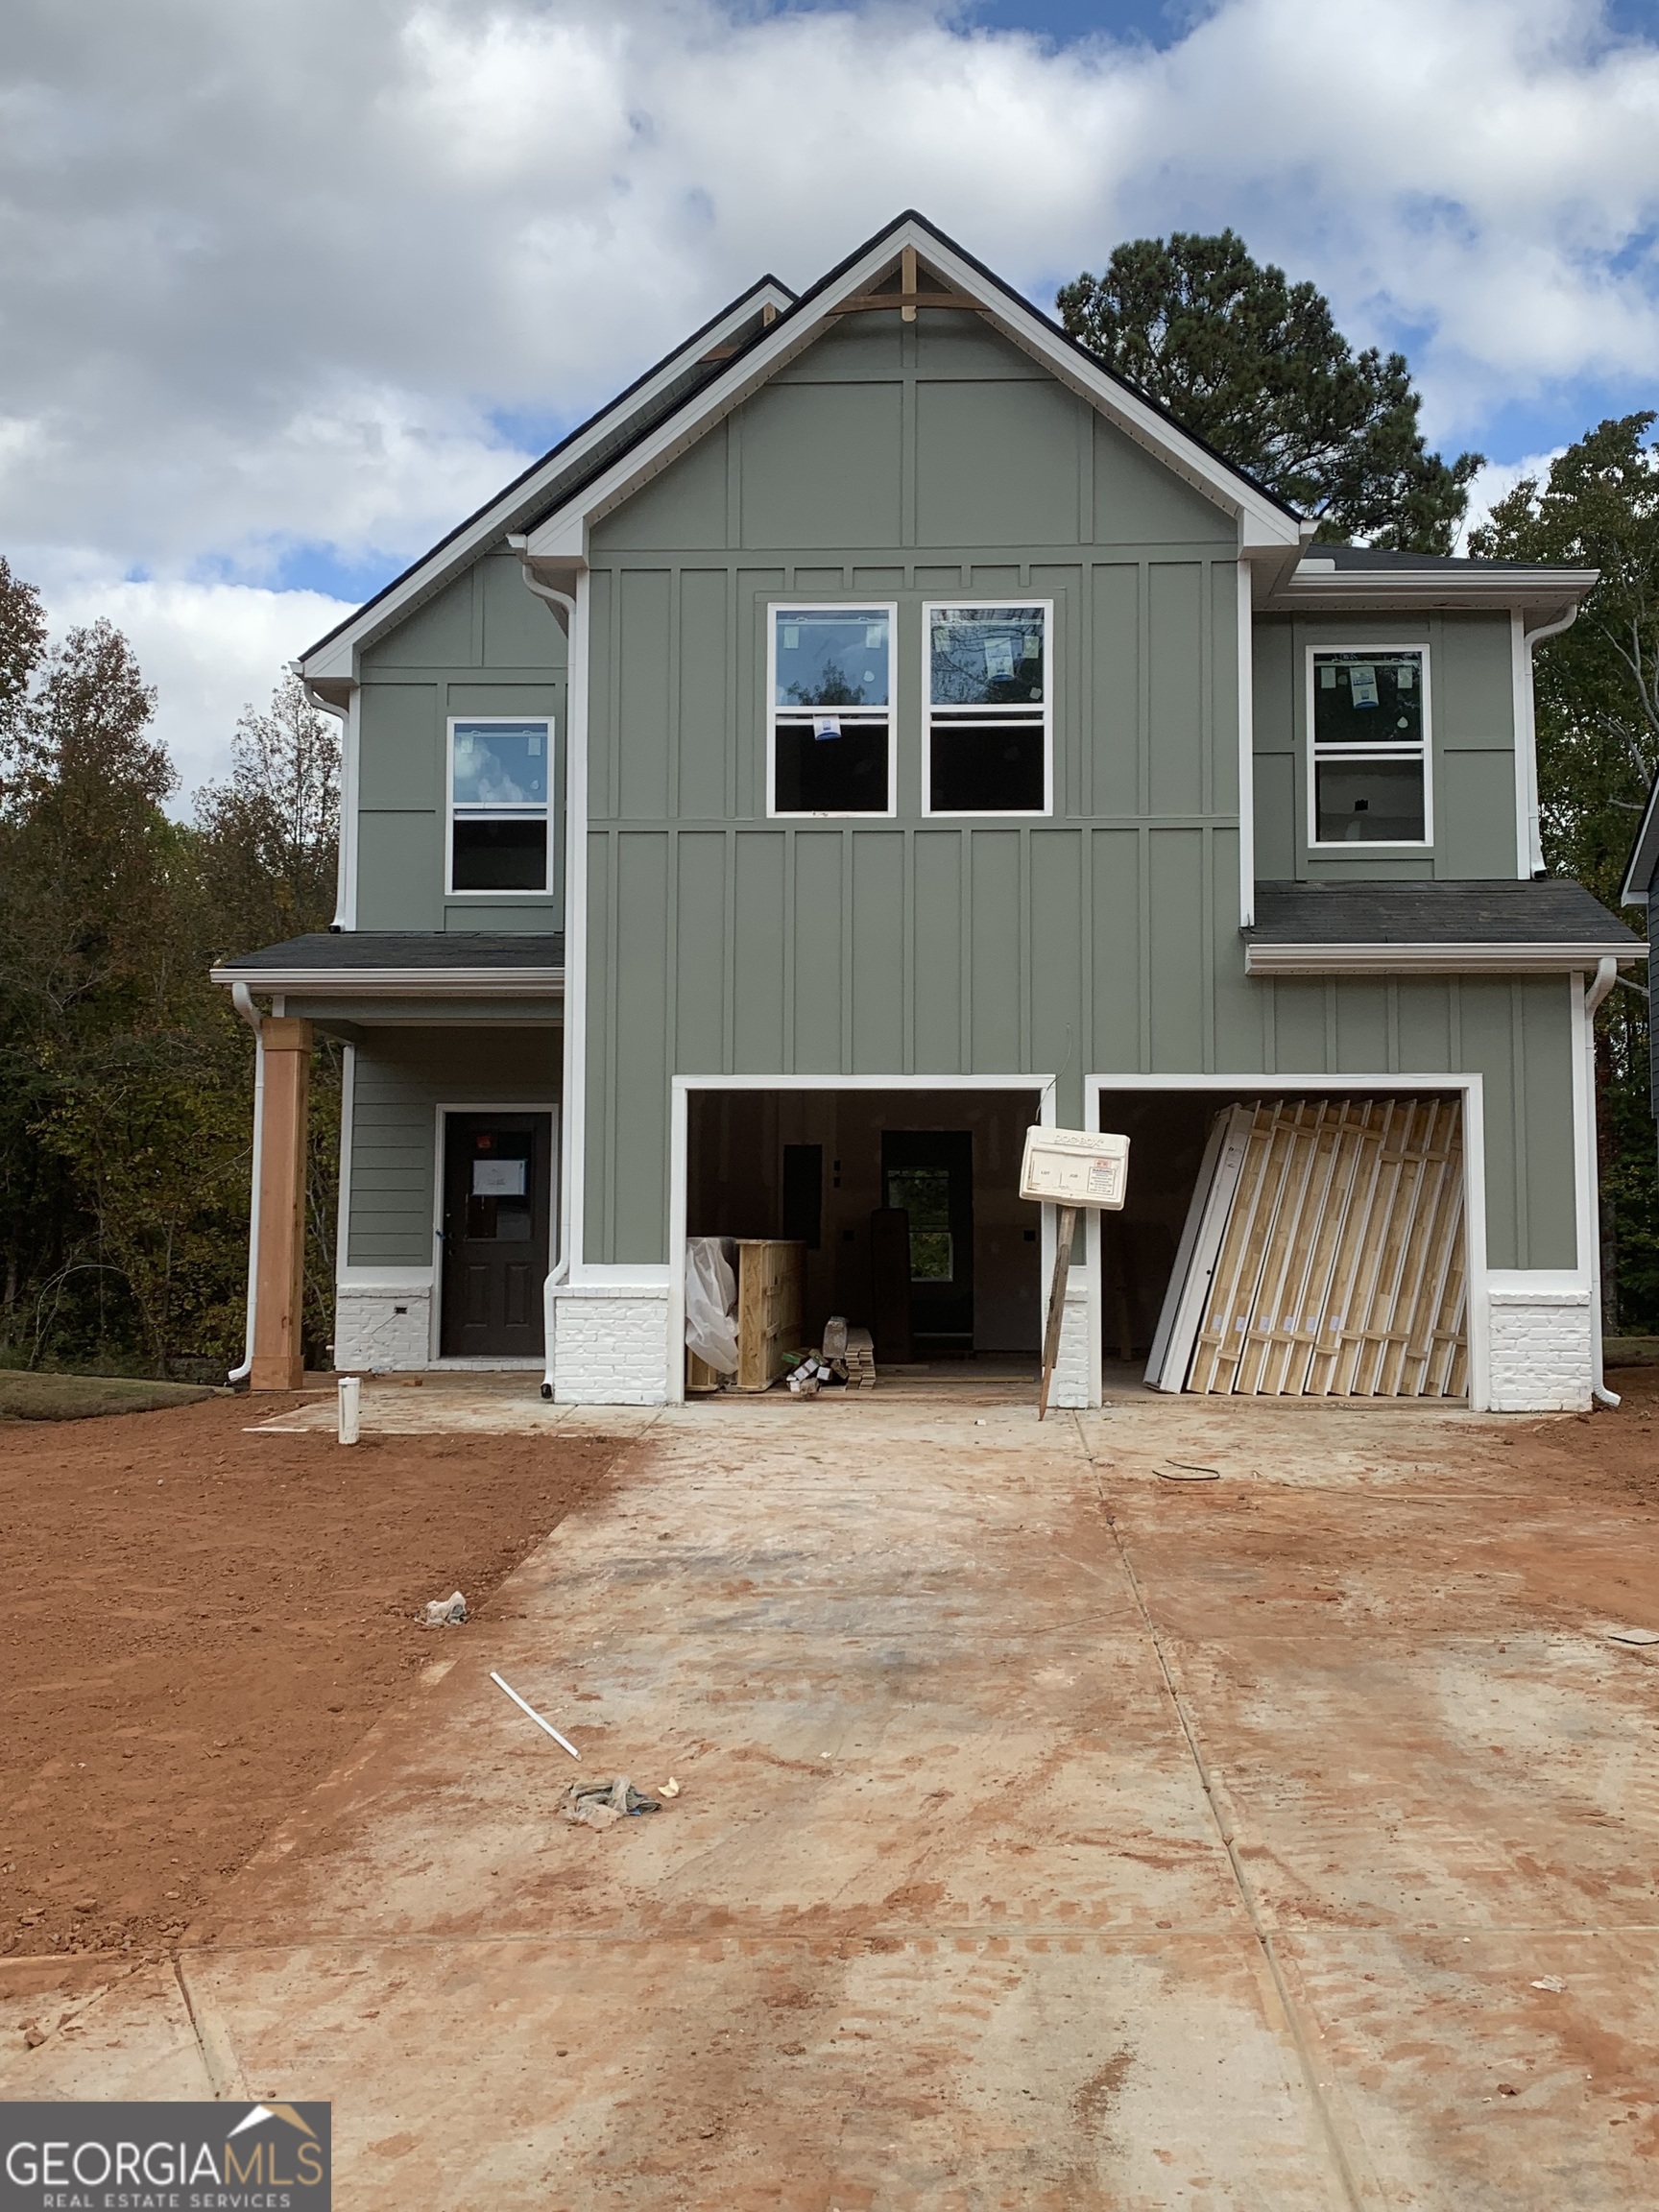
[228,983,265,1385]
[1520,605,1582,877]
[209,966,565,995]
[509,543,580,1390]
[1585,955,1622,1410]
[1243,940,1646,977]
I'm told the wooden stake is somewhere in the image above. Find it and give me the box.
[1037,1204,1077,1421]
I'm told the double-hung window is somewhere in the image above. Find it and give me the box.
[769,606,895,816]
[448,718,553,893]
[924,603,1050,814]
[1308,648,1431,847]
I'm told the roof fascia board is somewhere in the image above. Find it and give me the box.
[1265,568,1599,617]
[526,218,1304,564]
[210,965,565,994]
[1244,940,1645,976]
[300,278,794,685]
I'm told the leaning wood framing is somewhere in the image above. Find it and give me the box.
[1182,1097,1467,1399]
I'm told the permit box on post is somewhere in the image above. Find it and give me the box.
[1022,1125,1131,1421]
[1019,1126,1129,1212]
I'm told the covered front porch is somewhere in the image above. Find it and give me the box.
[211,931,564,1388]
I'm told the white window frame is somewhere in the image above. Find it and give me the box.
[1306,642,1432,853]
[766,601,899,821]
[445,714,555,898]
[921,598,1054,819]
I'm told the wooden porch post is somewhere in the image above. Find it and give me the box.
[251,1017,313,1390]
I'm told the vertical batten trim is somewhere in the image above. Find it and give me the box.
[666,565,684,819]
[840,830,855,1072]
[901,320,918,547]
[902,824,917,1075]
[335,1042,357,1282]
[1136,557,1152,822]
[602,825,622,1262]
[1237,562,1255,928]
[962,829,975,1069]
[782,827,798,1074]
[1510,978,1529,1262]
[721,824,737,1073]
[1019,824,1033,1075]
[1136,822,1152,1072]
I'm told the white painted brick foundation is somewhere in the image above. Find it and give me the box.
[334,1285,432,1372]
[1048,1282,1094,1409]
[552,1286,670,1405]
[1485,1275,1594,1412]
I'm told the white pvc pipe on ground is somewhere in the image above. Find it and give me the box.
[338,1373,361,1445]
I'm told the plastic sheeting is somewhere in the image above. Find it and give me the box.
[685,1236,739,1374]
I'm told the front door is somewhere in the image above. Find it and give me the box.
[440,1113,552,1358]
[882,1130,974,1350]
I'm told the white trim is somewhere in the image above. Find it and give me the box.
[562,571,591,1278]
[1270,567,1598,615]
[665,1071,1056,1407]
[1238,564,1255,928]
[919,599,1054,820]
[336,1265,433,1290]
[334,1043,356,1287]
[430,1102,560,1361]
[1086,1070,1491,1411]
[445,714,555,898]
[765,600,899,820]
[525,219,1304,570]
[212,966,564,995]
[1244,939,1644,976]
[333,687,360,930]
[1306,641,1432,854]
[299,278,795,682]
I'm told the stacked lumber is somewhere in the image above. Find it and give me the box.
[843,1327,876,1391]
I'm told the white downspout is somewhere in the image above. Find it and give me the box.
[228,982,265,1383]
[511,549,577,1397]
[1520,606,1580,877]
[1585,954,1621,1408]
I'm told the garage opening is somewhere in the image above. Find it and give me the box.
[1097,1091,1469,1401]
[685,1088,1045,1394]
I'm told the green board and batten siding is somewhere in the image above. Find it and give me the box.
[355,549,569,932]
[577,310,1575,1273]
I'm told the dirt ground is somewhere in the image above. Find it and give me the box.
[0,1393,629,1962]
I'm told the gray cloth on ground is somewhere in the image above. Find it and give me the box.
[563,1775,663,1829]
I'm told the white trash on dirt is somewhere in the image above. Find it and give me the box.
[419,1590,468,1627]
[1607,1625,1659,1646]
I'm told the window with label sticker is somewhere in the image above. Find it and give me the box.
[924,603,1050,813]
[1309,649,1429,846]
[449,719,553,891]
[769,606,894,814]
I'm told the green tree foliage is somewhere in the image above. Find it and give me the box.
[0,581,341,1376]
[1057,229,1483,552]
[1471,415,1659,1333]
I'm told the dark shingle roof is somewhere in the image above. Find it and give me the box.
[1248,879,1641,948]
[216,932,565,973]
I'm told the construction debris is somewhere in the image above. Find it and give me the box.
[491,1670,581,1758]
[564,1775,663,1829]
[419,1590,468,1626]
[1607,1626,1659,1646]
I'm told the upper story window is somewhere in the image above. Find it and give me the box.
[448,718,552,893]
[924,603,1050,814]
[1309,647,1431,848]
[768,606,894,816]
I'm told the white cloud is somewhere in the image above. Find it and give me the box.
[2,0,1656,784]
[1459,448,1568,546]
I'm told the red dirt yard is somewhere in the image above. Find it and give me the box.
[0,1393,627,1962]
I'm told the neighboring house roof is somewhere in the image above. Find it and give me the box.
[297,274,796,690]
[1243,879,1645,975]
[1621,777,1659,906]
[211,932,565,995]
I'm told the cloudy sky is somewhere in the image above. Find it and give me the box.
[5,0,1658,802]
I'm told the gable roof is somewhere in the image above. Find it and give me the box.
[517,210,1308,577]
[299,272,796,687]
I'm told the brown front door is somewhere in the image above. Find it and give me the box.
[440,1113,551,1358]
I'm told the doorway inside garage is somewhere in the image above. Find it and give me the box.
[682,1085,1046,1390]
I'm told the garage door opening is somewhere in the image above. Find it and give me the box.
[684,1087,1046,1395]
[1096,1090,1469,1401]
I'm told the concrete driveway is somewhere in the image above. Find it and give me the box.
[9,1390,1659,2208]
